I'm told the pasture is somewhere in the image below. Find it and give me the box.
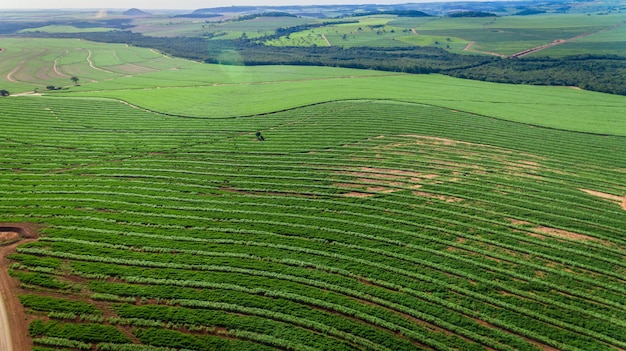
[0,38,625,351]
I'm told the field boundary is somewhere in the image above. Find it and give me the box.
[54,94,626,138]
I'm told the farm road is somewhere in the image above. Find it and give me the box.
[5,60,24,83]
[321,34,332,47]
[0,282,11,351]
[0,225,37,351]
[0,242,31,351]
[86,49,115,74]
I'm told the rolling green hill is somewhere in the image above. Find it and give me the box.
[0,32,625,351]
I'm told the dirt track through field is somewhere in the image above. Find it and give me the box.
[6,60,24,83]
[462,41,506,57]
[53,50,70,78]
[321,34,332,47]
[86,49,114,74]
[0,224,38,351]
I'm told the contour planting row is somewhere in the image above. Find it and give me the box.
[2,98,625,351]
[12,232,620,350]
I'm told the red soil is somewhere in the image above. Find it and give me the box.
[0,223,40,351]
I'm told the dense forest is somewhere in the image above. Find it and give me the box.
[21,30,626,95]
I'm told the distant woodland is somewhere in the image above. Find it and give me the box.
[23,31,626,96]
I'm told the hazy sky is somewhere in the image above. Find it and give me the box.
[2,0,452,10]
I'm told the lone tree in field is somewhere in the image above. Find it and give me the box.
[0,89,10,97]
[71,76,80,86]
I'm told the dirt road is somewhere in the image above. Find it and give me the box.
[0,284,12,351]
[0,242,31,351]
[321,34,332,47]
[0,224,38,351]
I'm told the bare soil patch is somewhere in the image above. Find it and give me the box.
[506,218,531,226]
[0,232,19,243]
[579,188,625,211]
[0,223,39,239]
[342,191,375,198]
[413,191,463,203]
[533,226,599,242]
[401,134,462,146]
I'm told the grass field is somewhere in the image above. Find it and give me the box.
[0,36,625,351]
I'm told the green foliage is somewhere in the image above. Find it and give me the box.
[33,336,92,350]
[6,253,62,269]
[29,320,131,343]
[135,328,276,351]
[1,33,625,351]
[20,295,102,315]
[10,270,67,289]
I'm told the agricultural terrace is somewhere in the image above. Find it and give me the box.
[0,38,625,351]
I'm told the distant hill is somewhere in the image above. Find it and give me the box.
[193,6,259,14]
[173,13,222,19]
[124,8,151,16]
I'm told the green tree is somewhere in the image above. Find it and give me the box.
[0,89,9,97]
[70,76,80,86]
